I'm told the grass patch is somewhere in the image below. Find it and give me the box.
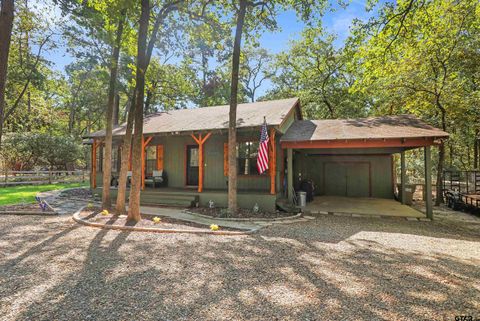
[0,182,88,206]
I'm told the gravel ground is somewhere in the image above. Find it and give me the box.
[0,209,479,320]
[79,208,241,231]
[0,203,53,212]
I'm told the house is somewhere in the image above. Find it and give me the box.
[86,97,449,217]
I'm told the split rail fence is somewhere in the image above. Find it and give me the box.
[0,170,87,187]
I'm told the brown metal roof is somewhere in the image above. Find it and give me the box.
[281,115,449,142]
[87,97,299,138]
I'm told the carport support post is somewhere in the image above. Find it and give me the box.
[287,148,293,203]
[400,151,406,205]
[424,146,433,219]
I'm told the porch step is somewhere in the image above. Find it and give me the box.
[141,194,198,208]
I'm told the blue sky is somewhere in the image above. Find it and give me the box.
[45,0,378,96]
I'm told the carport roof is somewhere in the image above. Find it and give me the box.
[281,115,449,149]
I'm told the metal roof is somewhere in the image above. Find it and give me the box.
[281,115,449,142]
[87,97,299,138]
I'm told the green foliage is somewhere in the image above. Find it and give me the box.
[266,26,369,119]
[1,133,83,170]
[351,0,479,170]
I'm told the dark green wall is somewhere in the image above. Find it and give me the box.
[293,151,394,199]
[96,129,283,194]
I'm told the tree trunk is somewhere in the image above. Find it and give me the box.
[113,93,120,126]
[435,108,447,206]
[474,130,479,170]
[102,9,126,210]
[127,0,149,222]
[227,0,247,214]
[115,91,136,214]
[0,0,14,146]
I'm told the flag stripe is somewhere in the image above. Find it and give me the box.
[257,120,270,174]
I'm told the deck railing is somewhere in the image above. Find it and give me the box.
[0,170,87,187]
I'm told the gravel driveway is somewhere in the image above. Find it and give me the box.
[0,211,479,320]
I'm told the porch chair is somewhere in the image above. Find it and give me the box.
[127,171,132,186]
[145,170,168,188]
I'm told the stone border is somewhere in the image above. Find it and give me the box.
[0,211,57,216]
[183,210,302,222]
[73,207,260,235]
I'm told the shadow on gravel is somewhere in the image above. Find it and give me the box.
[2,214,479,320]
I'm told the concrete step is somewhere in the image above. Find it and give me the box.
[142,199,194,207]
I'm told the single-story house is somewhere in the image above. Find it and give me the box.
[86,97,449,217]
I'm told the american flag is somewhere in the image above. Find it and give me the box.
[257,118,269,174]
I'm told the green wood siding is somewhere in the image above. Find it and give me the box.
[95,130,282,194]
[293,152,394,199]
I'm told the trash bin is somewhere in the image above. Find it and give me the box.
[297,191,307,207]
[397,184,417,205]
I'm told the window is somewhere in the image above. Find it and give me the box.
[111,147,119,172]
[237,141,262,175]
[146,146,157,175]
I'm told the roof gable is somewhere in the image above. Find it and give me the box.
[88,97,299,138]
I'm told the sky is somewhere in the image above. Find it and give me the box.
[43,0,379,98]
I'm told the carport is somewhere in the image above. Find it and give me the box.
[281,115,449,219]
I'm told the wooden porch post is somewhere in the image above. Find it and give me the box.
[287,148,293,203]
[400,151,406,205]
[156,145,164,170]
[191,132,212,193]
[424,146,433,219]
[141,136,153,190]
[91,139,97,189]
[270,128,276,195]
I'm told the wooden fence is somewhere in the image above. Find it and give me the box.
[0,170,87,187]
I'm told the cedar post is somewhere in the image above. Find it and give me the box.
[400,151,406,204]
[91,139,97,189]
[191,132,212,192]
[424,146,433,219]
[270,128,276,195]
[156,145,164,170]
[287,148,293,203]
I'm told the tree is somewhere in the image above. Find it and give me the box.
[227,0,247,213]
[224,0,328,213]
[119,0,217,219]
[241,46,273,102]
[0,0,15,146]
[266,27,368,119]
[352,0,479,204]
[127,0,150,222]
[102,8,127,209]
[1,132,82,170]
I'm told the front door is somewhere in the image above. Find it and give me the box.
[186,145,199,186]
